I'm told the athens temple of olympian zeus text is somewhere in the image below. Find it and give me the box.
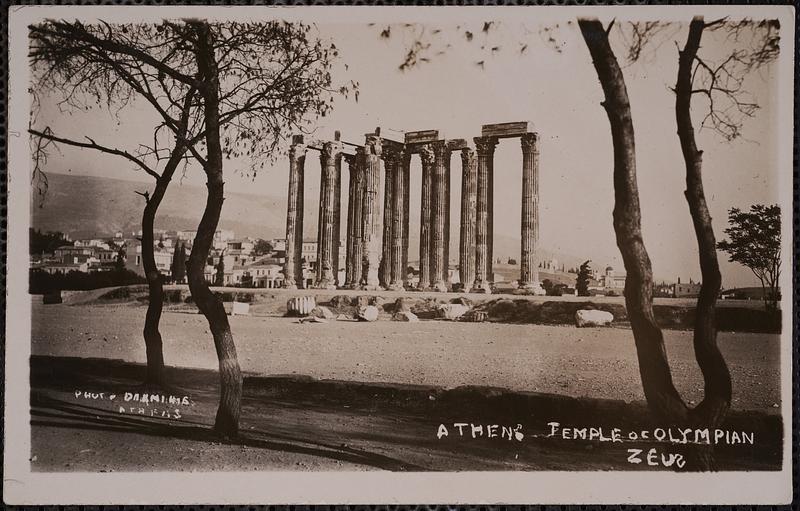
[283,122,544,295]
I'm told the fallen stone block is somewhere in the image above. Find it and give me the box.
[287,296,315,316]
[310,306,335,320]
[393,297,411,313]
[392,311,419,322]
[437,303,470,320]
[575,309,614,327]
[450,296,472,307]
[356,305,379,322]
[462,310,488,322]
[230,301,250,316]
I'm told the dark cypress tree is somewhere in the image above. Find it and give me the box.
[171,242,186,283]
[576,260,592,297]
[114,247,126,274]
[215,249,226,287]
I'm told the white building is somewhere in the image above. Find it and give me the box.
[124,240,173,277]
[600,266,626,290]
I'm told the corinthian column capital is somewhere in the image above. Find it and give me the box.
[365,134,382,156]
[431,139,450,160]
[320,140,342,166]
[382,144,406,168]
[323,140,342,157]
[460,147,477,172]
[473,136,498,156]
[418,144,434,166]
[520,132,539,153]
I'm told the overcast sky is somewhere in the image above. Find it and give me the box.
[34,18,782,287]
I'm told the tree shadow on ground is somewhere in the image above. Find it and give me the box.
[31,393,425,471]
[30,355,783,472]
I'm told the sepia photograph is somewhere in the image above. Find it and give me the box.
[4,4,795,505]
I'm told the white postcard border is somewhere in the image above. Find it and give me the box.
[4,4,795,505]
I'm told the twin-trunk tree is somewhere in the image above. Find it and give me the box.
[579,16,777,468]
[29,19,348,436]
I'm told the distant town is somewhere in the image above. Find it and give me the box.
[27,227,749,299]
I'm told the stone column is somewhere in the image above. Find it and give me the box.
[315,157,325,284]
[333,150,342,286]
[315,141,341,289]
[488,146,495,285]
[283,140,306,289]
[401,151,411,288]
[360,135,383,290]
[380,147,396,289]
[343,154,358,288]
[417,145,434,290]
[518,133,544,294]
[348,149,366,288]
[389,147,407,290]
[430,141,450,292]
[458,147,477,292]
[473,136,497,293]
[443,147,451,288]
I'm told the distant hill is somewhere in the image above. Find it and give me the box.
[32,173,607,273]
[32,172,288,240]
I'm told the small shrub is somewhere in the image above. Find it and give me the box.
[164,289,184,303]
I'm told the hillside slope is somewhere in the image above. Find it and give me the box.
[32,173,286,240]
[32,173,596,271]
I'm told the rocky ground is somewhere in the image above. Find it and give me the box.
[66,284,780,334]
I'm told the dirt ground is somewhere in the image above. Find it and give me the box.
[28,298,783,472]
[32,302,781,410]
[31,356,782,472]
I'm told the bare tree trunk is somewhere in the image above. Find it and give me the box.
[190,21,243,438]
[140,148,189,386]
[674,17,733,470]
[578,19,689,423]
[140,180,167,386]
[676,16,732,426]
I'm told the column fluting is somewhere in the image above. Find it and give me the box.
[518,132,542,294]
[430,141,450,292]
[315,141,341,289]
[360,135,383,290]
[472,136,497,293]
[283,141,306,289]
[418,145,434,290]
[459,147,478,292]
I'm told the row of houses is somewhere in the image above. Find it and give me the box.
[582,267,704,298]
[32,230,288,288]
[32,241,120,275]
[31,231,713,298]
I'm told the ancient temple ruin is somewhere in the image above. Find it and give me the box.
[283,122,544,294]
